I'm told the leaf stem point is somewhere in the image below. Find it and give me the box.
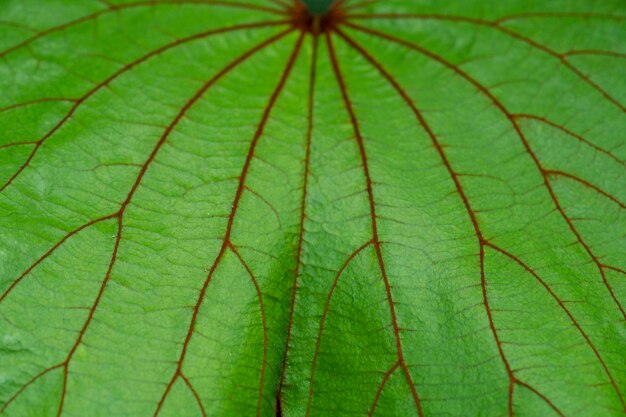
[290,1,343,35]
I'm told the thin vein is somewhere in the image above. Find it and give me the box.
[0,213,118,303]
[513,114,626,168]
[368,360,400,417]
[604,265,626,276]
[0,365,64,414]
[306,240,374,416]
[0,97,77,113]
[57,216,122,417]
[244,185,283,229]
[231,244,269,417]
[544,169,625,209]
[515,380,566,417]
[180,373,207,417]
[0,141,38,150]
[562,50,626,59]
[482,244,515,415]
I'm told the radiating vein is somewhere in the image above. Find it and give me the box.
[0,26,293,416]
[337,23,626,414]
[345,13,626,112]
[0,0,286,59]
[153,29,304,417]
[344,20,626,323]
[0,21,289,300]
[2,2,625,415]
[334,27,518,415]
[324,31,423,417]
[0,19,289,194]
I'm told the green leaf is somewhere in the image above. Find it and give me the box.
[1,1,625,416]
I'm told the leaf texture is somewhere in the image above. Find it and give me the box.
[0,0,625,416]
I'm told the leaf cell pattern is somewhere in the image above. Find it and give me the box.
[0,0,625,416]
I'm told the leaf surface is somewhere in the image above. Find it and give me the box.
[0,1,625,416]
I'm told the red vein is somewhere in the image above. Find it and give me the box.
[562,50,626,59]
[515,380,566,417]
[493,12,625,24]
[345,20,626,322]
[604,265,626,276]
[335,27,514,414]
[485,242,625,411]
[57,368,68,417]
[153,30,304,417]
[325,31,424,417]
[276,33,318,413]
[333,28,483,248]
[54,216,122,416]
[0,0,286,59]
[483,244,515,415]
[0,141,37,150]
[1,28,293,416]
[230,243,269,416]
[244,185,283,229]
[121,29,297,211]
[0,364,63,414]
[180,372,207,417]
[368,360,400,417]
[334,27,583,416]
[544,169,625,209]
[513,114,625,168]
[0,97,76,113]
[0,19,289,194]
[306,240,374,416]
[0,212,118,303]
[344,13,626,112]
